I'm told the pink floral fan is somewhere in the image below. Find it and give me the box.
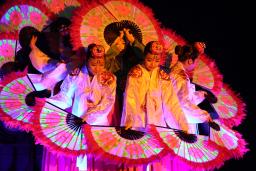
[0,0,54,32]
[161,28,186,54]
[42,0,81,14]
[192,54,223,94]
[148,125,230,170]
[83,125,167,166]
[0,73,45,131]
[33,101,88,156]
[212,84,246,127]
[70,0,163,51]
[0,32,20,68]
[209,120,248,159]
[161,29,223,94]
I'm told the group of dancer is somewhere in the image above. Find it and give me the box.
[0,13,247,171]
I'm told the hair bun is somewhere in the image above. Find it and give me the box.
[174,45,183,56]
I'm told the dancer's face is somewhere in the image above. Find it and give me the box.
[184,58,199,72]
[144,53,160,72]
[88,58,105,76]
[170,54,178,67]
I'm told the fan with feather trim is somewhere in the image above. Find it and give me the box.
[0,32,20,69]
[208,120,248,159]
[70,0,163,51]
[0,73,45,131]
[161,29,223,94]
[0,0,53,32]
[148,125,230,171]
[83,125,168,166]
[32,101,88,156]
[42,0,81,14]
[211,84,246,127]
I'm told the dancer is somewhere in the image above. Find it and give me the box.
[47,43,116,171]
[121,41,188,132]
[170,43,212,134]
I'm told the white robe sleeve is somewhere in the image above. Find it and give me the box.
[81,73,116,126]
[161,77,189,132]
[190,83,205,105]
[47,74,78,109]
[175,77,209,123]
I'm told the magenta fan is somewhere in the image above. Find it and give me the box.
[33,101,88,156]
[70,0,163,51]
[83,125,167,166]
[212,84,246,127]
[192,54,223,94]
[0,73,45,131]
[42,0,81,14]
[0,32,20,68]
[148,125,230,170]
[161,29,223,94]
[161,28,186,54]
[0,0,53,32]
[209,120,248,159]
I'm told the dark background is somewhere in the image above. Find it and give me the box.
[0,0,254,170]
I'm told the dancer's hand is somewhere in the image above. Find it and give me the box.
[112,31,125,52]
[207,115,213,122]
[125,123,132,130]
[123,28,135,45]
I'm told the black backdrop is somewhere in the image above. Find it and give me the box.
[0,0,254,170]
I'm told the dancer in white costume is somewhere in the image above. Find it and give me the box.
[48,44,116,171]
[121,41,188,132]
[169,43,212,134]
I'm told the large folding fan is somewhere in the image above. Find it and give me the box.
[0,0,53,32]
[209,120,248,159]
[33,101,88,156]
[83,125,168,166]
[148,125,230,170]
[212,84,246,127]
[70,0,163,51]
[0,73,45,131]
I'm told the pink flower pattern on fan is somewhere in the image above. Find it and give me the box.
[86,36,100,44]
[44,112,62,127]
[88,16,102,28]
[10,11,22,26]
[197,75,212,85]
[222,133,236,148]
[115,5,131,16]
[126,143,144,156]
[0,44,14,57]
[135,15,150,27]
[220,95,234,106]
[188,146,204,159]
[98,131,118,149]
[4,100,23,110]
[218,105,229,115]
[55,130,71,144]
[203,141,216,152]
[9,83,27,94]
[30,11,43,25]
[50,0,65,13]
[165,134,179,148]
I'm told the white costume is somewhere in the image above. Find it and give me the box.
[170,61,209,133]
[29,46,68,90]
[121,64,188,132]
[47,65,116,124]
[47,66,116,171]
